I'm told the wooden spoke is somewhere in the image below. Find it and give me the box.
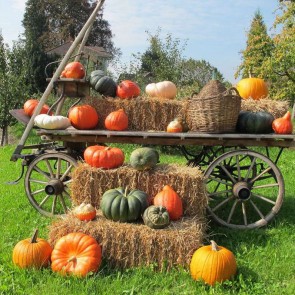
[63,179,73,186]
[250,200,265,219]
[29,178,47,185]
[33,166,51,180]
[60,164,74,182]
[251,193,276,205]
[220,165,237,183]
[227,199,238,223]
[59,194,68,213]
[249,167,272,184]
[252,183,279,189]
[242,203,247,225]
[244,156,256,181]
[51,195,57,215]
[56,158,61,178]
[39,194,51,208]
[44,159,54,178]
[212,196,234,212]
[31,188,46,195]
[208,189,233,197]
[208,175,233,186]
[236,155,241,181]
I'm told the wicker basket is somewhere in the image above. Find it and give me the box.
[186,86,241,133]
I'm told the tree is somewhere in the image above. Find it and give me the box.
[262,1,295,102]
[235,10,274,79]
[0,35,30,145]
[118,29,226,96]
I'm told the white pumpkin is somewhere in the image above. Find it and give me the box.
[145,81,177,99]
[34,114,71,129]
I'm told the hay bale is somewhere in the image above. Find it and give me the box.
[84,96,186,131]
[70,163,207,218]
[241,98,289,118]
[48,212,207,270]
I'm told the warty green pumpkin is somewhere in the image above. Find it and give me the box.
[142,205,170,229]
[100,187,149,222]
[129,147,159,171]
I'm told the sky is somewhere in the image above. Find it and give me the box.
[0,0,280,83]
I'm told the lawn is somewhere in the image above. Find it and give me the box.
[0,142,295,295]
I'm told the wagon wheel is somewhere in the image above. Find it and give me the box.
[204,150,284,229]
[24,153,78,217]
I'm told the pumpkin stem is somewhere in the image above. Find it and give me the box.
[31,229,39,243]
[210,240,220,251]
[248,70,252,78]
[68,256,77,263]
[124,186,129,197]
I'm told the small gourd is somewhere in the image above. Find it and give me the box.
[272,111,293,134]
[73,203,96,221]
[60,61,85,79]
[190,240,237,286]
[167,118,183,133]
[129,147,159,171]
[142,205,170,229]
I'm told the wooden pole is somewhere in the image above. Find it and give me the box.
[11,0,105,161]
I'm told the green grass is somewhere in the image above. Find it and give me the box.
[1,143,295,295]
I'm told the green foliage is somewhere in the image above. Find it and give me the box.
[235,10,274,79]
[0,36,30,145]
[262,1,295,101]
[117,29,227,98]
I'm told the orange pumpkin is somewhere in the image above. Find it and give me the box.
[153,185,183,221]
[105,109,128,131]
[272,111,293,134]
[116,80,140,99]
[190,240,237,286]
[84,145,125,169]
[60,61,85,79]
[167,118,183,133]
[12,229,52,269]
[236,75,268,100]
[73,203,96,221]
[68,105,99,130]
[51,232,102,277]
[24,99,51,117]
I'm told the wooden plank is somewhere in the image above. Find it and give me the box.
[9,109,30,126]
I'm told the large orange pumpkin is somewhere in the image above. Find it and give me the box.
[12,229,52,269]
[116,80,140,99]
[105,109,128,131]
[60,61,85,79]
[68,105,99,130]
[51,232,102,277]
[153,185,183,220]
[236,75,268,100]
[84,145,125,169]
[190,240,237,286]
[272,111,293,134]
[24,99,51,117]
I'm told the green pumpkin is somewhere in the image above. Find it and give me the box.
[143,206,170,229]
[130,147,159,171]
[236,111,274,134]
[100,187,149,222]
[89,70,117,97]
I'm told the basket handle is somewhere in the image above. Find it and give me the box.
[224,87,240,97]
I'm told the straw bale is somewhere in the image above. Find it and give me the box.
[84,96,186,131]
[241,98,289,118]
[70,163,207,218]
[48,211,207,270]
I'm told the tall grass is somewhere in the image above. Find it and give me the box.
[0,143,295,295]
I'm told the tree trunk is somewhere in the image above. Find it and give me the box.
[292,101,295,120]
[1,125,8,146]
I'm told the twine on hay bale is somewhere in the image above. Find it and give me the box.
[241,98,289,118]
[84,96,187,131]
[48,212,207,270]
[70,163,207,218]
